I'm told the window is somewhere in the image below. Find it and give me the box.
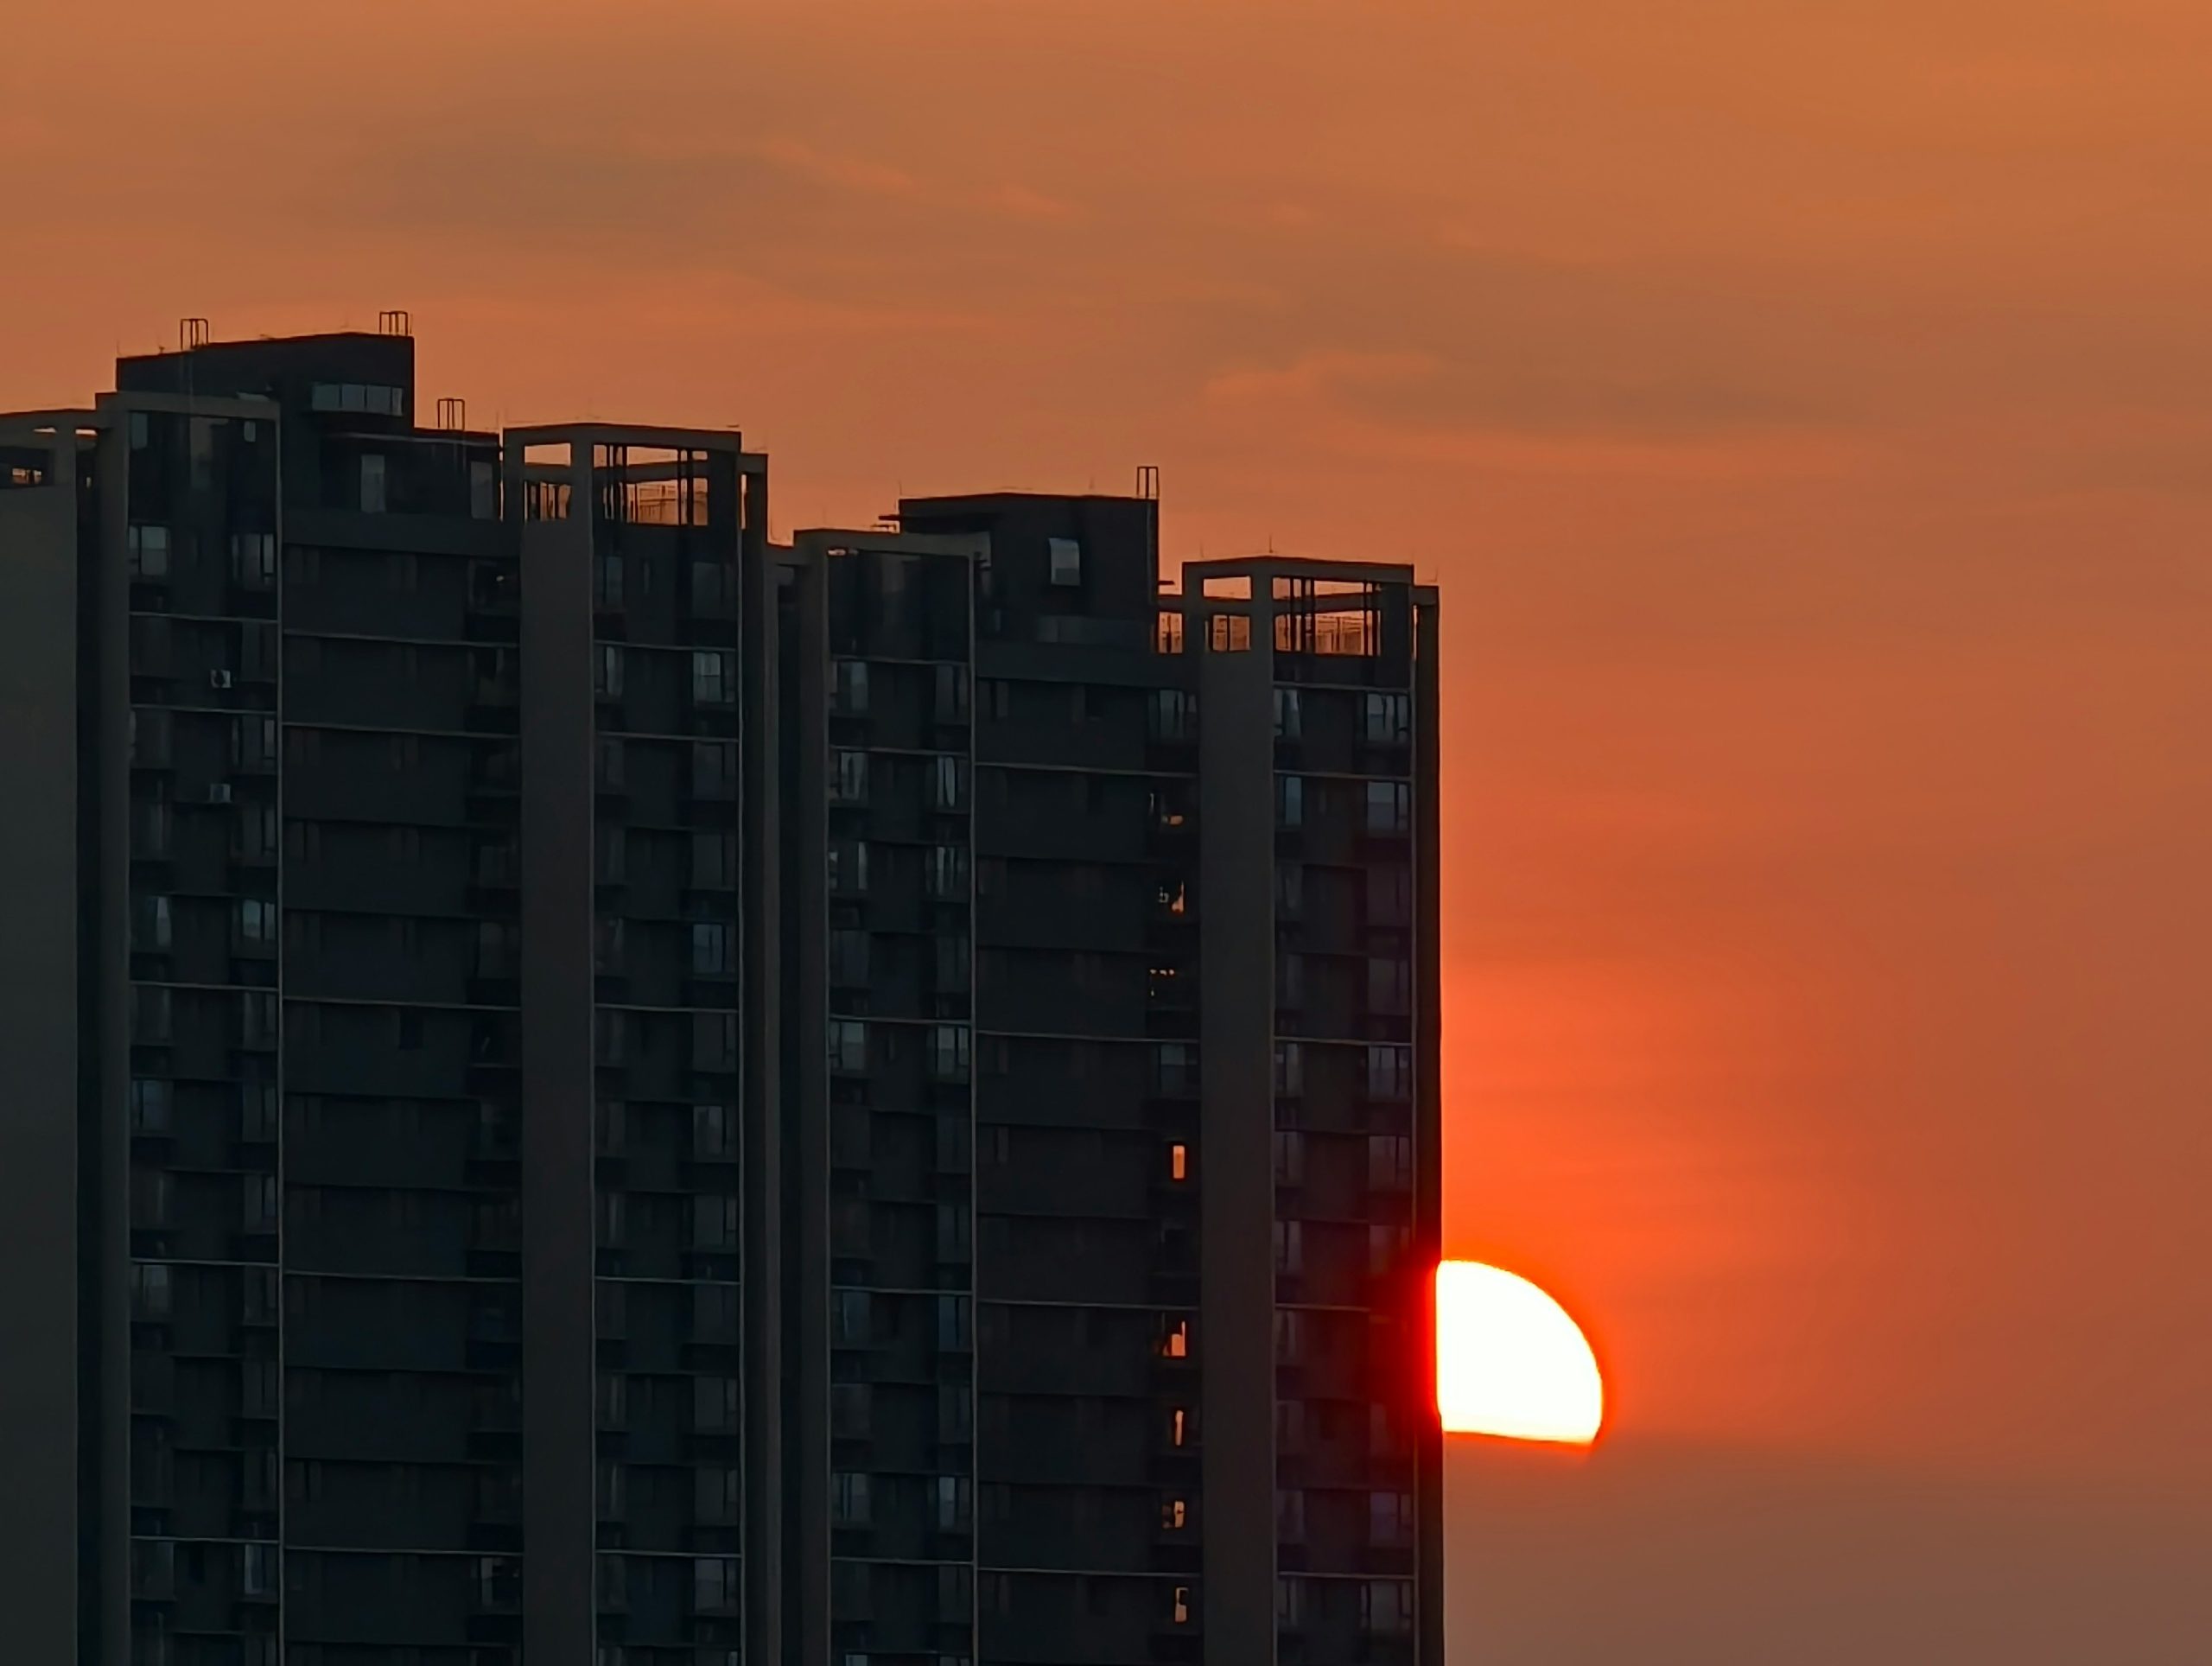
[1208,614,1251,652]
[1162,1496,1189,1530]
[471,459,497,519]
[1276,951,1305,1009]
[231,532,276,590]
[1171,1407,1189,1447]
[1277,1575,1308,1629]
[834,1288,871,1346]
[833,659,869,715]
[929,1024,970,1083]
[829,840,869,894]
[1152,1042,1198,1097]
[694,1103,733,1160]
[1276,774,1304,830]
[1368,955,1411,1014]
[693,1557,739,1615]
[1363,1580,1415,1636]
[237,898,276,945]
[1370,1491,1414,1546]
[934,663,969,722]
[131,1262,172,1319]
[830,928,870,987]
[130,1078,171,1134]
[1366,1044,1413,1099]
[1273,1219,1304,1276]
[695,1375,738,1432]
[1363,690,1410,746]
[1369,863,1413,926]
[1149,689,1196,742]
[594,645,625,698]
[1370,1223,1409,1276]
[925,843,968,899]
[830,749,868,804]
[1048,537,1083,587]
[1272,1131,1305,1187]
[1273,1040,1304,1096]
[1276,1486,1306,1542]
[829,1020,868,1075]
[1277,1398,1307,1453]
[692,741,736,800]
[134,894,173,951]
[1160,1318,1190,1360]
[833,1472,871,1526]
[691,831,736,890]
[934,1474,971,1529]
[1274,686,1302,740]
[1364,779,1411,834]
[936,1295,971,1350]
[690,922,732,976]
[127,524,170,578]
[594,554,625,608]
[1168,1141,1189,1182]
[692,1194,737,1251]
[1171,1586,1191,1625]
[929,754,968,812]
[359,454,387,514]
[1273,1308,1306,1364]
[691,650,734,706]
[1367,1135,1414,1192]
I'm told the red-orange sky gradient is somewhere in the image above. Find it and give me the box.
[10,2,2210,1656]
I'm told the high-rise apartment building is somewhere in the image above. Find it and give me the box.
[0,326,1440,1666]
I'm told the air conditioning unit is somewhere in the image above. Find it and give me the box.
[206,784,234,805]
[209,670,236,690]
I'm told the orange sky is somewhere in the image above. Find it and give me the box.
[9,2,2209,1654]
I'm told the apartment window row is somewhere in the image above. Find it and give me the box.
[1276,774,1412,834]
[828,1020,972,1082]
[1274,1574,1415,1635]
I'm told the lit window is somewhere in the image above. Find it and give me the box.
[1162,1497,1188,1530]
[1160,1318,1190,1359]
[1170,1407,1187,1447]
[1171,1586,1191,1625]
[1169,1142,1188,1182]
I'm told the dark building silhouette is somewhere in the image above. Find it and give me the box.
[0,326,1440,1666]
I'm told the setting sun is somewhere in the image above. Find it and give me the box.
[1436,1261,1605,1446]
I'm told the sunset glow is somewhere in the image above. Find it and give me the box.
[1436,1261,1604,1446]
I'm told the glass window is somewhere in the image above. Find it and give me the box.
[127,524,170,578]
[692,741,736,800]
[594,645,624,698]
[1272,1218,1304,1275]
[1048,537,1083,587]
[1363,690,1410,746]
[829,1020,868,1075]
[1272,1040,1303,1097]
[830,749,868,804]
[1272,1130,1305,1187]
[692,650,733,706]
[470,460,497,520]
[828,840,869,894]
[929,754,967,812]
[1363,779,1410,834]
[832,1472,871,1525]
[936,1295,971,1351]
[929,1024,970,1083]
[1277,774,1304,829]
[690,922,732,976]
[1276,1486,1306,1542]
[359,454,387,514]
[1274,687,1302,739]
[1365,1044,1413,1099]
[833,659,869,715]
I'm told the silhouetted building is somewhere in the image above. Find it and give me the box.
[0,326,1440,1666]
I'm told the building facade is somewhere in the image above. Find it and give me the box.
[0,327,1440,1666]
